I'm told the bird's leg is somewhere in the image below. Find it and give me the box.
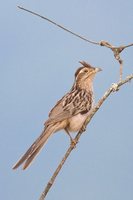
[64,128,77,147]
[79,123,86,133]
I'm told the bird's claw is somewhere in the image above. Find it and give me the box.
[70,138,77,148]
[80,124,86,133]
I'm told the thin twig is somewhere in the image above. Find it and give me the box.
[17,6,99,45]
[123,43,133,48]
[39,74,133,200]
[99,41,133,81]
[17,5,133,52]
[39,144,75,200]
[83,74,133,127]
[119,60,123,81]
[17,5,133,81]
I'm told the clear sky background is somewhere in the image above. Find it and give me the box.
[0,1,133,200]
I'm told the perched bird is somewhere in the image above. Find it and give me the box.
[13,61,101,170]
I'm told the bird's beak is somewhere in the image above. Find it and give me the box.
[95,67,102,73]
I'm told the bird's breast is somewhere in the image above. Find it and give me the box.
[67,113,89,132]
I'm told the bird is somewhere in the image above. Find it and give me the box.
[12,61,102,170]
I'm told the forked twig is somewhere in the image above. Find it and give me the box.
[99,41,133,81]
[39,74,133,200]
[18,5,133,81]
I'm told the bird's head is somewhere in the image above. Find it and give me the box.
[74,61,102,90]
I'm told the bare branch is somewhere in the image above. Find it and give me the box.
[17,6,133,53]
[17,6,99,45]
[39,143,75,200]
[82,74,133,128]
[17,5,133,81]
[17,6,133,51]
[99,41,133,80]
[39,74,133,200]
[123,43,133,48]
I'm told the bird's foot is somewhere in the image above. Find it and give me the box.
[80,124,86,133]
[70,138,77,148]
[65,128,77,148]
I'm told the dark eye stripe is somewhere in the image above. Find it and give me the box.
[75,67,85,77]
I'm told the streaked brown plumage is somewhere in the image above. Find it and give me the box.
[12,61,101,170]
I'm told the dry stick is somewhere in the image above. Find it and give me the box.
[17,6,99,45]
[39,143,75,200]
[17,6,133,50]
[17,6,133,51]
[39,74,133,200]
[119,60,123,81]
[17,5,133,81]
[100,41,133,81]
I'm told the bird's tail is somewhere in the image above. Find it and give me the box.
[12,125,56,170]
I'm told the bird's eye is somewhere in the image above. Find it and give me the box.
[83,69,88,73]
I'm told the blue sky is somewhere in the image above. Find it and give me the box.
[0,1,133,200]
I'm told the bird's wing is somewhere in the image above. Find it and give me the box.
[45,89,93,126]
